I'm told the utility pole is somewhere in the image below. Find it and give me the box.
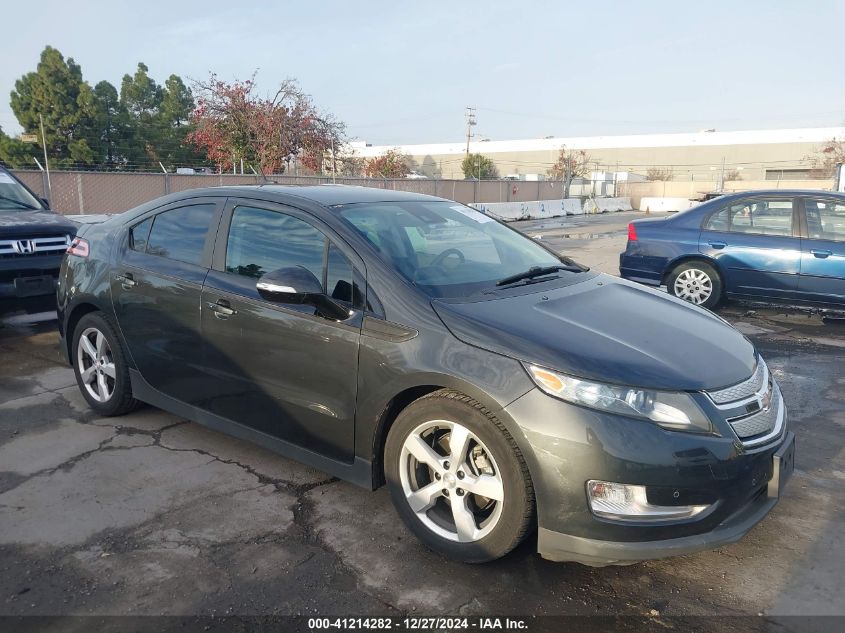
[38,114,51,203]
[331,137,336,184]
[718,156,725,191]
[464,107,476,156]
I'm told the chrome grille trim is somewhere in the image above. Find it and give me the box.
[708,360,766,405]
[0,235,71,256]
[729,386,785,448]
[705,357,785,448]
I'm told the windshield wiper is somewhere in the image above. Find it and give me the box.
[496,265,581,287]
[0,194,38,210]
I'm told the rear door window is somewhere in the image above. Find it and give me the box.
[804,198,845,242]
[146,204,217,265]
[705,198,794,236]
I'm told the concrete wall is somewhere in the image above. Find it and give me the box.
[617,179,834,210]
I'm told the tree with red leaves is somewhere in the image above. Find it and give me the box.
[363,148,411,178]
[187,74,344,175]
[808,138,845,178]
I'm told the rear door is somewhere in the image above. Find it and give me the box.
[111,198,224,404]
[198,199,364,462]
[797,196,845,305]
[698,195,801,299]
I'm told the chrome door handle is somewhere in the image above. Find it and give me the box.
[708,241,727,249]
[115,273,136,288]
[206,300,236,317]
[811,249,832,259]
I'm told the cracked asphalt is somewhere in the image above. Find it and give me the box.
[1,218,844,622]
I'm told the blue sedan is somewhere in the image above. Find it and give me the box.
[619,190,845,309]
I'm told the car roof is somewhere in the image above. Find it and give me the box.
[171,184,446,207]
[711,189,845,199]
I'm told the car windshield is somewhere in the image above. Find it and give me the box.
[336,200,578,298]
[0,170,44,211]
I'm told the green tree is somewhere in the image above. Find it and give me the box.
[9,46,95,166]
[85,81,133,167]
[0,127,38,168]
[120,62,164,165]
[160,75,194,127]
[461,153,497,179]
[157,74,200,166]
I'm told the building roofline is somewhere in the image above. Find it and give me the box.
[354,127,845,157]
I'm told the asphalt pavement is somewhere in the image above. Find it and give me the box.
[1,211,843,628]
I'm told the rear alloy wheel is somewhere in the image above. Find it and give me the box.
[667,262,722,309]
[385,390,534,563]
[77,326,116,403]
[72,312,138,416]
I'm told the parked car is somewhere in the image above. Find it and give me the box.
[620,190,845,309]
[0,165,76,315]
[58,185,793,565]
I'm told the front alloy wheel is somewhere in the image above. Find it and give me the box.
[385,390,534,563]
[399,420,505,543]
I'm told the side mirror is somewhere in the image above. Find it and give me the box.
[256,267,351,321]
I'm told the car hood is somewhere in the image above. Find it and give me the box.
[432,275,756,392]
[0,209,77,236]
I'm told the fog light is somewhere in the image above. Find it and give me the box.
[586,480,710,522]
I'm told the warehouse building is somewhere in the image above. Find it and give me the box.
[353,127,845,181]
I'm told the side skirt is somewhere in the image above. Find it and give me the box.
[130,369,375,489]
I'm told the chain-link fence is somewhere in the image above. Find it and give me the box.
[11,169,835,216]
[10,170,575,215]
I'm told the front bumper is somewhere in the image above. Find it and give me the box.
[503,387,793,566]
[539,434,792,565]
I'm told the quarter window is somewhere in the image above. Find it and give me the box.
[145,204,216,265]
[705,199,793,236]
[805,199,845,242]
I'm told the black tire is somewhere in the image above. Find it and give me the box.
[71,312,139,416]
[666,261,723,310]
[384,389,534,563]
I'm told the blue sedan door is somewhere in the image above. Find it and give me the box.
[797,196,845,305]
[698,195,800,300]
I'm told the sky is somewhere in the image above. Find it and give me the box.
[2,0,844,145]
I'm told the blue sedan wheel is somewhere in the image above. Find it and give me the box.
[667,262,722,310]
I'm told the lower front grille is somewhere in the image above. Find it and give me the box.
[706,358,786,448]
[729,392,780,439]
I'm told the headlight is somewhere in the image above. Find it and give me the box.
[525,364,713,433]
